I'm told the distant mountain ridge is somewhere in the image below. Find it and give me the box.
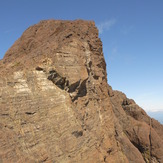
[147,111,163,124]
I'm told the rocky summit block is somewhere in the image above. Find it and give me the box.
[0,19,163,163]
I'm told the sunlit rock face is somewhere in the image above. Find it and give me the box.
[0,20,162,163]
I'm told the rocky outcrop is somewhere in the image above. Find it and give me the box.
[108,85,163,163]
[0,20,162,163]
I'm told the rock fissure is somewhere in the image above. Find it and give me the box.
[47,69,69,90]
[25,111,36,115]
[36,66,89,102]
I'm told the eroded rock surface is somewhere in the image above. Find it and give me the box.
[0,20,162,163]
[108,85,163,163]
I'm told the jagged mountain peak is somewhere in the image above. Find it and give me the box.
[0,20,162,163]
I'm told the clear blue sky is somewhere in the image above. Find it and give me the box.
[0,0,163,112]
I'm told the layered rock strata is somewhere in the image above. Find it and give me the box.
[0,20,162,163]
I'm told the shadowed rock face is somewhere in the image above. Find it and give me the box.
[0,20,162,163]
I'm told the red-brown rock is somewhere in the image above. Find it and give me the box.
[0,20,162,163]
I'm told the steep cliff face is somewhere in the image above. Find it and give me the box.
[0,20,162,163]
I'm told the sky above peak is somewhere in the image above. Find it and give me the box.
[0,0,163,113]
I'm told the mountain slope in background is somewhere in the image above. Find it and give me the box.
[147,111,163,124]
[0,20,162,163]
